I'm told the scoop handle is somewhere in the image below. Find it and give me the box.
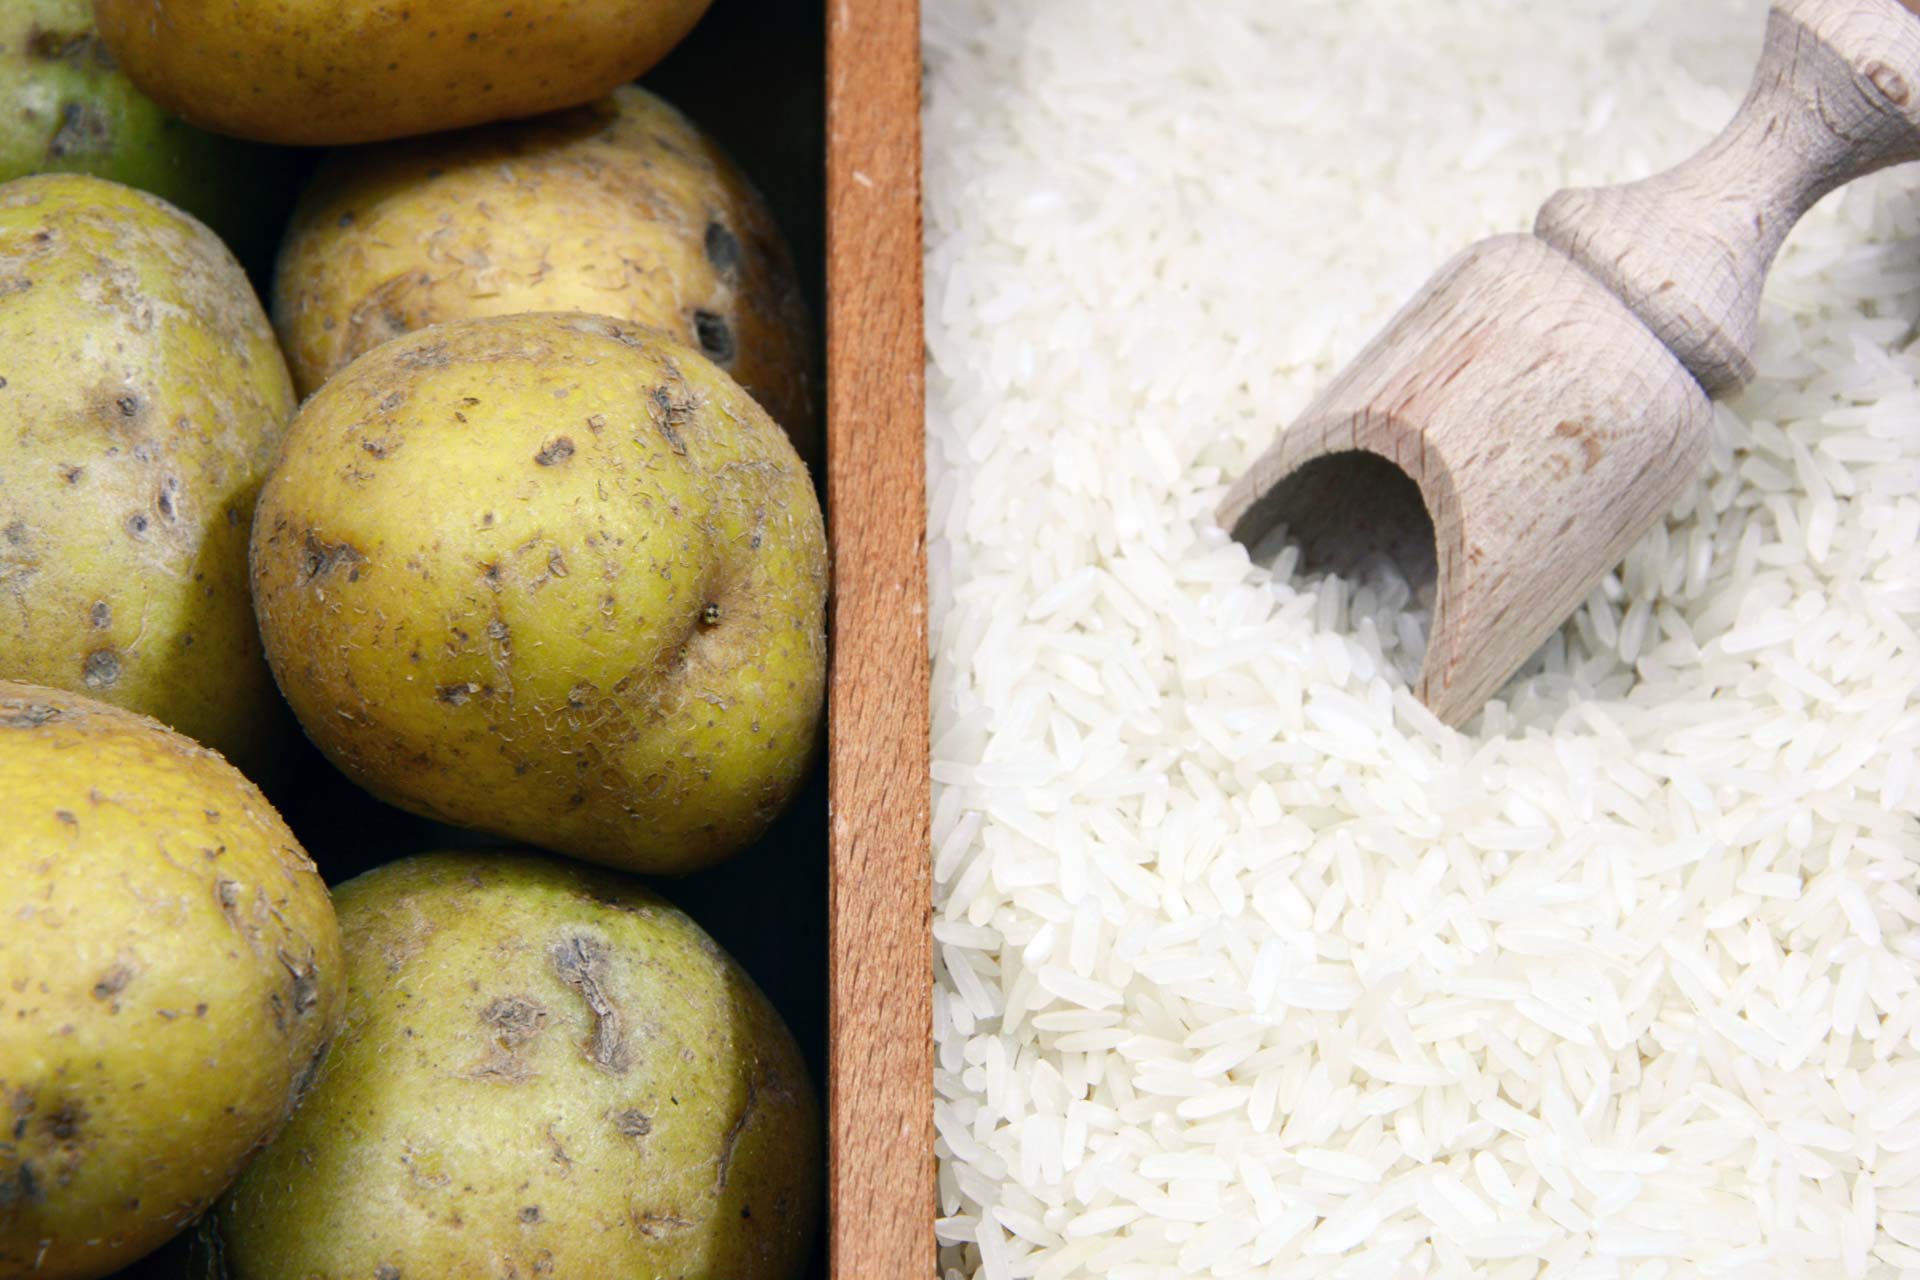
[1536,0,1920,397]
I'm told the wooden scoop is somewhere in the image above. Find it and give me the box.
[1220,0,1920,726]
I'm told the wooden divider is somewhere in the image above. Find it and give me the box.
[825,0,932,1275]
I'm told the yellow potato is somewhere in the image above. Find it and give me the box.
[207,851,820,1280]
[274,86,816,462]
[93,0,713,146]
[0,174,296,776]
[249,313,827,875]
[0,681,344,1280]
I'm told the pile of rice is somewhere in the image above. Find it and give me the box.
[925,1,1920,1275]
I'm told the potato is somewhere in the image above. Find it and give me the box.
[92,0,714,147]
[0,174,297,776]
[0,681,344,1280]
[0,0,299,277]
[249,312,827,875]
[274,86,817,462]
[206,851,820,1279]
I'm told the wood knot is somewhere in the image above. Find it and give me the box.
[1866,60,1911,107]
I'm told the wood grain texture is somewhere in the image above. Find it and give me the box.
[1538,0,1920,396]
[1220,234,1711,726]
[825,0,932,1275]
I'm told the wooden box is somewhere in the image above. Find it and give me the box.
[823,1,934,1277]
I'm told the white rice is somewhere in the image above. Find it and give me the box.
[925,1,1920,1276]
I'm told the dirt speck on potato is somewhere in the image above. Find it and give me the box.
[81,645,119,688]
[532,436,573,467]
[469,994,549,1085]
[436,682,478,707]
[0,700,61,727]
[90,963,134,1003]
[484,996,547,1038]
[632,1210,696,1239]
[278,950,321,1016]
[301,531,364,584]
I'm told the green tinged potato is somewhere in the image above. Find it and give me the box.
[275,85,817,462]
[0,174,297,776]
[0,681,344,1280]
[208,852,819,1280]
[94,0,713,147]
[249,312,827,876]
[0,0,297,274]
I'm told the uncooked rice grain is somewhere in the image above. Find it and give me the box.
[926,1,1920,1276]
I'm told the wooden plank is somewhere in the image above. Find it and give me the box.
[824,0,931,1276]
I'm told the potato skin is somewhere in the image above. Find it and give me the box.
[93,0,714,146]
[0,681,344,1280]
[249,312,827,875]
[275,86,817,462]
[209,851,820,1280]
[0,0,299,275]
[0,174,296,776]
